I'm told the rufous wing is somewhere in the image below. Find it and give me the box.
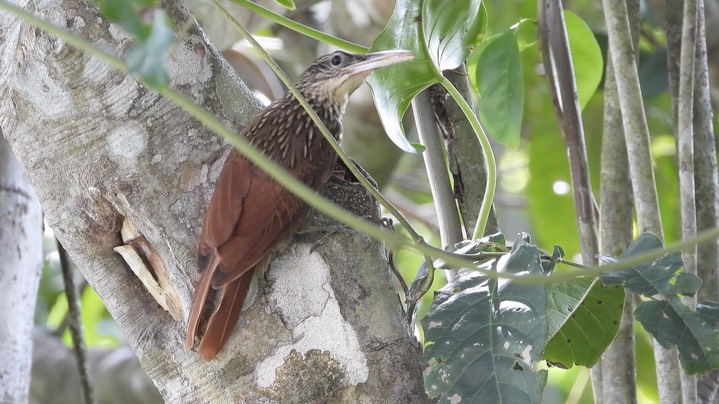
[186,150,252,351]
[186,148,309,359]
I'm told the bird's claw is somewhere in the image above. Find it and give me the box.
[300,224,370,253]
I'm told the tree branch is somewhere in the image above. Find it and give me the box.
[602,1,681,402]
[597,0,641,401]
[57,240,95,404]
[412,90,462,280]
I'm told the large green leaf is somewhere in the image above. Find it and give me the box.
[544,278,625,368]
[422,0,486,70]
[474,29,523,148]
[599,233,702,297]
[422,234,548,403]
[367,0,487,153]
[367,0,435,153]
[564,10,603,110]
[636,297,719,375]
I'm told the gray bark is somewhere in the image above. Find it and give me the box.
[413,90,463,248]
[665,1,719,402]
[597,1,641,402]
[601,1,684,402]
[0,132,43,404]
[599,57,638,404]
[0,1,426,402]
[665,0,719,304]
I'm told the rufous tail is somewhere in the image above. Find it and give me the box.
[198,269,254,361]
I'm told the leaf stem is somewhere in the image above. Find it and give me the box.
[437,76,497,240]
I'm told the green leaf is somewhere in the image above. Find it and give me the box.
[422,0,487,70]
[422,234,548,403]
[544,279,625,368]
[125,10,175,89]
[599,233,702,297]
[273,0,295,10]
[541,245,564,273]
[367,0,487,153]
[635,296,719,375]
[367,0,434,153]
[564,10,603,110]
[474,29,524,148]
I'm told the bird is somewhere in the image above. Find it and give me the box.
[185,49,414,361]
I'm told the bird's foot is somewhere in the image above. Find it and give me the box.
[299,224,371,253]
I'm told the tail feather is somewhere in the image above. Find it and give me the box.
[198,268,255,361]
[185,254,219,350]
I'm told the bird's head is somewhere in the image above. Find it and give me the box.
[295,50,414,108]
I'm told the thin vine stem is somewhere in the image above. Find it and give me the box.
[228,0,368,54]
[212,0,430,248]
[437,76,497,240]
[412,4,497,241]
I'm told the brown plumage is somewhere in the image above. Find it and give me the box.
[185,50,414,361]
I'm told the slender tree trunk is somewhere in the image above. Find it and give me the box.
[0,133,43,403]
[597,1,641,402]
[602,0,685,402]
[0,1,427,402]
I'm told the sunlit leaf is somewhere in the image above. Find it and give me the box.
[544,279,625,368]
[564,10,603,110]
[79,286,123,347]
[474,29,523,148]
[422,0,486,70]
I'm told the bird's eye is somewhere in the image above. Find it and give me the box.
[330,53,343,66]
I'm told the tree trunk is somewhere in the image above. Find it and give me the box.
[0,1,427,402]
[0,133,43,403]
